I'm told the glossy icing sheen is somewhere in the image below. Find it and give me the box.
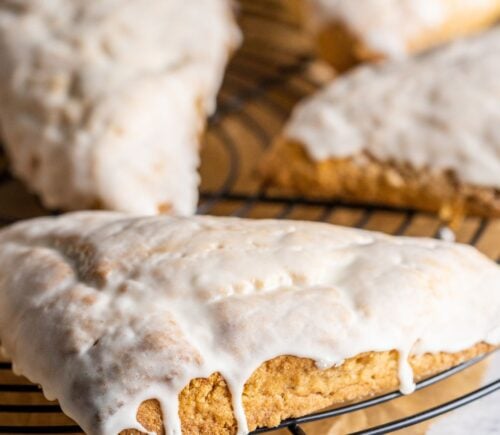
[0,0,240,215]
[285,28,500,189]
[310,0,500,57]
[0,213,499,434]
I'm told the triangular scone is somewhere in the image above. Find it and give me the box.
[301,0,500,70]
[0,213,498,434]
[261,28,500,217]
[0,1,240,215]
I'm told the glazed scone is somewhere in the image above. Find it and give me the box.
[0,0,240,215]
[0,213,499,434]
[302,0,500,70]
[261,28,500,218]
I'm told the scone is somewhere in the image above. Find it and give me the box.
[0,0,240,215]
[301,0,500,70]
[261,28,500,218]
[0,212,498,434]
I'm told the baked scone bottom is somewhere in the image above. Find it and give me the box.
[261,28,500,217]
[125,344,494,435]
[0,213,499,434]
[260,140,500,218]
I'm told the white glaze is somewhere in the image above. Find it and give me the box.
[285,28,500,190]
[438,227,457,243]
[0,212,499,434]
[0,0,241,215]
[309,0,500,58]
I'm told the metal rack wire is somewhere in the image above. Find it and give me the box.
[0,0,499,433]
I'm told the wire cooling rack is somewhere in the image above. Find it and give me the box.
[0,0,499,433]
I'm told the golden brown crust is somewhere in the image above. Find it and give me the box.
[315,5,500,70]
[121,343,493,434]
[316,22,381,72]
[260,139,500,218]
